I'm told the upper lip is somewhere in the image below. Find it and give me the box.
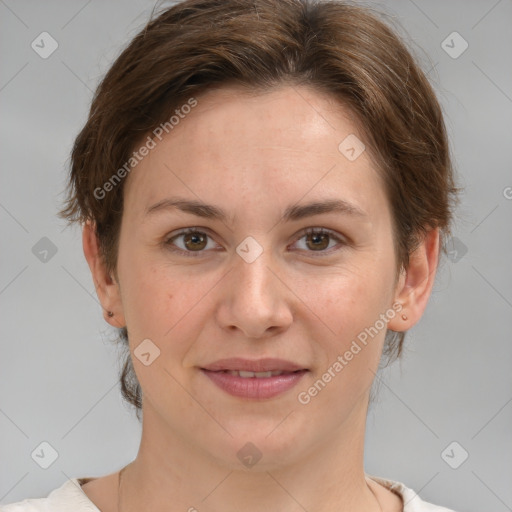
[201,358,307,372]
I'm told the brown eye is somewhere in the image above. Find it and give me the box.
[293,228,345,255]
[304,229,330,251]
[166,228,216,256]
[182,231,207,251]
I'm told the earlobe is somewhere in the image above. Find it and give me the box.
[387,228,440,332]
[82,220,126,328]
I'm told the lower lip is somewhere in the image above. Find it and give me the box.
[200,369,308,399]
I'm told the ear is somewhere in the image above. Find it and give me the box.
[82,220,126,328]
[387,227,440,332]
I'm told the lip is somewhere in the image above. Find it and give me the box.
[201,368,308,399]
[201,357,306,373]
[199,358,309,400]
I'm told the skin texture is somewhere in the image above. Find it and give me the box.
[82,84,439,512]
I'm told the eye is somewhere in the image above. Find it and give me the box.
[291,227,346,255]
[164,227,346,257]
[165,228,220,257]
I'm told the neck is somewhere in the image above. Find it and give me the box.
[118,394,383,512]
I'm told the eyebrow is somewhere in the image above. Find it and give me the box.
[145,197,368,223]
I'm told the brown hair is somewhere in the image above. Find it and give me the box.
[58,0,461,416]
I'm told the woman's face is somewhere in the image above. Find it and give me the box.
[107,85,412,467]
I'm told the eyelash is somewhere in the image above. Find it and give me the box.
[164,227,346,258]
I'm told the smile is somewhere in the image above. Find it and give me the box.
[200,368,308,399]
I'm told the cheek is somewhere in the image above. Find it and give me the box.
[120,265,166,329]
[300,263,387,337]
[302,278,387,403]
[119,257,218,348]
[296,260,391,393]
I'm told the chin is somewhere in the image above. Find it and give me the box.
[206,419,311,471]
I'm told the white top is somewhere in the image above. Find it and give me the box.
[0,474,457,511]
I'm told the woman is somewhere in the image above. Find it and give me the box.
[2,0,461,510]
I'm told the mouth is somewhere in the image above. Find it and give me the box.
[206,369,304,378]
[201,357,307,373]
[199,359,309,399]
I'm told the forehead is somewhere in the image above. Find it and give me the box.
[122,84,387,223]
[176,84,361,153]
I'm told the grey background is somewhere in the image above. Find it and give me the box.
[1,0,511,510]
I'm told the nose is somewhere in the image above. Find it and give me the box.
[215,249,294,339]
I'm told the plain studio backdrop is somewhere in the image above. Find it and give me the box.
[0,1,511,511]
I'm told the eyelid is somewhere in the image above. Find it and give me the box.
[164,227,222,257]
[291,227,346,255]
[164,226,347,257]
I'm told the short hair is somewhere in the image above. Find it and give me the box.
[58,0,461,416]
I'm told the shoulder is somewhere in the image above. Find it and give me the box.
[0,478,99,512]
[367,474,458,512]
